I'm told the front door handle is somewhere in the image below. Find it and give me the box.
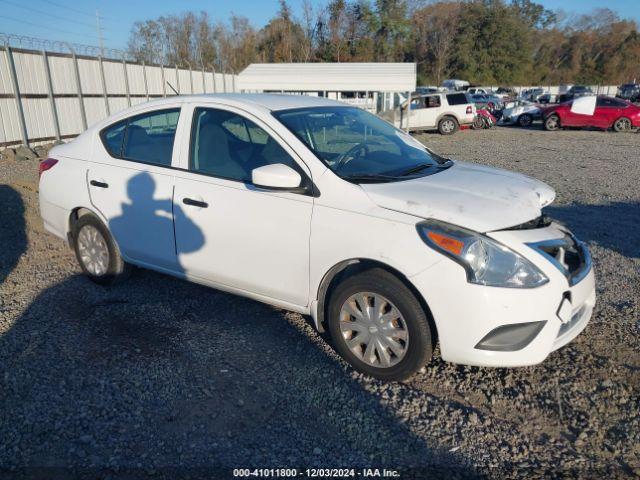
[183,198,208,208]
[90,180,109,188]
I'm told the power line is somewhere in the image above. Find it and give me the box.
[37,0,118,23]
[0,15,112,42]
[0,0,98,31]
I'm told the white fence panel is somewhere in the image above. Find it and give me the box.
[104,60,126,94]
[177,69,192,94]
[14,52,48,95]
[78,58,102,95]
[126,63,146,95]
[108,97,130,115]
[164,68,178,95]
[0,52,13,94]
[55,97,83,136]
[23,98,55,139]
[48,55,77,95]
[84,97,107,127]
[0,98,21,143]
[146,65,164,95]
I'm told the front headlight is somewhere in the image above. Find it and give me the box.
[417,220,548,288]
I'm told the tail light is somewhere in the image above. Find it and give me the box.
[466,106,473,114]
[39,158,58,178]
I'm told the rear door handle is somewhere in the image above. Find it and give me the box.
[183,198,208,208]
[90,180,109,188]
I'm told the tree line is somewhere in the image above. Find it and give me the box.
[127,0,640,86]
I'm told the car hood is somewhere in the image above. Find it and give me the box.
[360,161,555,232]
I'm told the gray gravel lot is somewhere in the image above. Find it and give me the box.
[0,126,639,479]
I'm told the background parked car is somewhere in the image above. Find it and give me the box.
[518,88,545,102]
[441,79,470,91]
[499,100,542,127]
[543,95,640,132]
[383,92,476,134]
[469,93,504,110]
[557,85,594,103]
[616,83,640,103]
[537,92,557,104]
[494,86,516,101]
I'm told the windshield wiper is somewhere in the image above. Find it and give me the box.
[397,163,436,176]
[397,160,453,177]
[341,173,401,183]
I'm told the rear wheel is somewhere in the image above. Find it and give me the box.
[72,214,130,285]
[518,113,533,127]
[613,117,632,132]
[327,268,433,381]
[438,116,458,135]
[472,115,484,130]
[544,114,560,131]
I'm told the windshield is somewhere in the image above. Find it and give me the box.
[273,106,449,182]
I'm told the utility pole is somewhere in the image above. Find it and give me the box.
[96,9,104,56]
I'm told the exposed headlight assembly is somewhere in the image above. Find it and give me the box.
[417,220,548,288]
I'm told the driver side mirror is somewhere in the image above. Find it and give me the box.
[252,163,302,190]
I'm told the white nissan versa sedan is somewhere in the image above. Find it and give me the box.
[38,94,595,380]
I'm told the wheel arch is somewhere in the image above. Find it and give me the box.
[67,206,111,245]
[314,258,438,346]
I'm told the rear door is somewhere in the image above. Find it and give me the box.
[594,97,628,128]
[410,95,440,128]
[87,107,182,271]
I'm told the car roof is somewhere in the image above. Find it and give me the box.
[128,93,347,112]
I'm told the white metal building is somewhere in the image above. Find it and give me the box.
[237,63,416,112]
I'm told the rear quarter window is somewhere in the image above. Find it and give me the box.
[446,93,469,106]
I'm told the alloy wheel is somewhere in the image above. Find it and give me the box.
[339,292,409,368]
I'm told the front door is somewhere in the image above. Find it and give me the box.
[87,107,181,270]
[173,106,313,307]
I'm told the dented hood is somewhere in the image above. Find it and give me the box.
[361,161,555,232]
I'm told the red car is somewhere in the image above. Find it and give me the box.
[543,95,640,132]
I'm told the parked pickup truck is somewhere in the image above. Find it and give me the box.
[381,92,476,135]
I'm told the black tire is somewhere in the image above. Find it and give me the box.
[472,115,484,130]
[613,117,632,132]
[438,116,458,135]
[327,268,433,381]
[72,214,131,285]
[544,114,560,131]
[518,113,533,128]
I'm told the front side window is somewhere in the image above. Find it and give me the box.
[274,107,448,181]
[100,108,180,166]
[190,107,298,182]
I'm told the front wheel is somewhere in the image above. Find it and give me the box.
[438,116,459,135]
[72,214,131,285]
[327,268,433,381]
[472,115,484,130]
[544,114,560,131]
[613,117,632,132]
[518,113,533,127]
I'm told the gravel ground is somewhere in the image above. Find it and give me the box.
[0,126,638,479]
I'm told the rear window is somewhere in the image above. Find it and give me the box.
[446,93,469,105]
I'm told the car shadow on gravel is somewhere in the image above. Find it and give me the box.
[0,185,26,285]
[546,201,640,259]
[0,271,482,478]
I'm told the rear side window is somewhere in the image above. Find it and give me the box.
[596,97,626,108]
[100,108,180,166]
[102,120,126,157]
[446,93,469,105]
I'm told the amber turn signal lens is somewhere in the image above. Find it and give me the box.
[426,231,464,256]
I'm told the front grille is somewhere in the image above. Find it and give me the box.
[527,233,592,285]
